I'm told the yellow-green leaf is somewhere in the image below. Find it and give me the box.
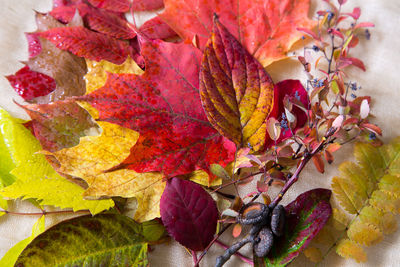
[46,121,165,222]
[347,220,383,246]
[0,109,113,214]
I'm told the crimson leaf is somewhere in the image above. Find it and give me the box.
[160,177,218,251]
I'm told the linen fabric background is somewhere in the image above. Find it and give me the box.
[0,0,399,266]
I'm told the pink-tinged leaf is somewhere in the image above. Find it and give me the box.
[346,57,366,71]
[265,80,309,149]
[199,18,275,151]
[265,188,332,265]
[297,27,319,40]
[361,122,382,136]
[139,17,178,40]
[26,33,42,58]
[39,26,130,64]
[344,7,361,19]
[21,100,99,151]
[132,0,164,11]
[338,0,348,5]
[80,39,236,180]
[159,0,316,67]
[354,22,375,29]
[87,0,130,12]
[6,66,56,101]
[160,177,219,251]
[50,0,78,23]
[80,4,136,39]
[328,28,344,39]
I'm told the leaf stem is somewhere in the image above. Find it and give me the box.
[1,209,90,216]
[270,127,336,209]
[195,224,232,265]
[192,250,199,267]
[214,239,253,265]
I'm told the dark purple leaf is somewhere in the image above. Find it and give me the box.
[265,188,332,266]
[160,177,219,251]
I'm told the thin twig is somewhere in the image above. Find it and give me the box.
[215,239,253,265]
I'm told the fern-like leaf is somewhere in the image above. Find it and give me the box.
[331,138,400,262]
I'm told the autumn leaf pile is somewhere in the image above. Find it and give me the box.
[0,0,391,266]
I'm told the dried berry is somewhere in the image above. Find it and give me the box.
[271,205,286,237]
[238,202,269,225]
[253,226,274,257]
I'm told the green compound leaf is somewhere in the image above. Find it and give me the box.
[332,138,400,262]
[15,214,166,266]
[0,108,114,214]
[0,216,45,267]
[264,188,332,266]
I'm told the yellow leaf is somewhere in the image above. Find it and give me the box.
[332,207,349,231]
[336,238,367,263]
[347,220,383,246]
[187,170,222,187]
[303,247,322,263]
[370,190,400,214]
[47,121,165,222]
[85,57,143,94]
[331,176,364,214]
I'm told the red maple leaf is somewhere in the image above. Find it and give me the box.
[132,0,164,11]
[81,38,236,179]
[159,0,316,66]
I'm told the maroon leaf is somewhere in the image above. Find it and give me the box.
[39,26,130,64]
[160,177,219,251]
[6,65,56,101]
[265,188,332,265]
[132,0,164,11]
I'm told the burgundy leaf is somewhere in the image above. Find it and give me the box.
[265,188,332,265]
[160,177,219,251]
[6,65,56,101]
[39,26,130,64]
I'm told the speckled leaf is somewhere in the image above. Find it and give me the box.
[21,100,99,152]
[160,0,316,66]
[199,19,274,151]
[6,65,56,101]
[139,17,178,40]
[46,121,165,222]
[160,177,219,251]
[15,214,166,266]
[80,39,236,180]
[265,188,332,266]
